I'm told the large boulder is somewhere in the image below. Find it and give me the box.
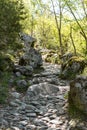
[69,76,87,114]
[19,33,43,69]
[19,48,43,69]
[19,33,36,49]
[24,82,59,102]
[60,56,86,79]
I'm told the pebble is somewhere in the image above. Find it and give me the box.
[11,92,21,99]
[26,113,37,117]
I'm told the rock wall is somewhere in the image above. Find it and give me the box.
[69,75,87,114]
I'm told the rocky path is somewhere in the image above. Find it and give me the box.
[0,62,86,130]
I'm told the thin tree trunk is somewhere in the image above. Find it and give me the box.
[31,15,34,36]
[70,26,77,55]
[51,0,63,57]
[59,1,63,55]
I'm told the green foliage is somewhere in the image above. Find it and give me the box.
[0,0,28,52]
[60,69,76,79]
[0,72,11,104]
[35,16,59,50]
[64,92,69,99]
[22,0,87,59]
[0,53,14,72]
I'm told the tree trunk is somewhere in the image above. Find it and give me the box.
[70,26,77,55]
[31,15,34,36]
[51,0,63,57]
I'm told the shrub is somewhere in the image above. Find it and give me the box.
[0,72,11,104]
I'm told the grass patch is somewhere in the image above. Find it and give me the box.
[64,92,68,99]
[68,103,87,120]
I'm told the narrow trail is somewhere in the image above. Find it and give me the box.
[0,62,73,130]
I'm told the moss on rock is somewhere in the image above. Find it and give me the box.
[60,56,86,79]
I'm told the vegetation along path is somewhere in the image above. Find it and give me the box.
[0,62,87,130]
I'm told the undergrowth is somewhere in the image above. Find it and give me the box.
[0,72,11,104]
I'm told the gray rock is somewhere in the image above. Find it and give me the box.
[25,104,37,110]
[19,120,28,126]
[9,78,14,85]
[47,128,56,130]
[15,99,22,105]
[16,80,27,87]
[14,65,33,76]
[25,82,59,101]
[50,119,59,124]
[41,117,50,122]
[69,75,87,113]
[16,79,28,92]
[15,72,21,77]
[38,126,48,130]
[9,101,19,107]
[19,33,36,49]
[26,113,37,117]
[30,101,41,106]
[26,124,36,129]
[25,109,34,113]
[11,126,20,130]
[11,92,21,99]
[19,48,43,69]
[18,102,26,110]
[34,119,47,126]
[1,119,8,127]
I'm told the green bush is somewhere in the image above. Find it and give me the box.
[0,54,14,72]
[0,0,28,52]
[0,72,11,104]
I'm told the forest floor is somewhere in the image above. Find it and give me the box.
[0,62,87,130]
